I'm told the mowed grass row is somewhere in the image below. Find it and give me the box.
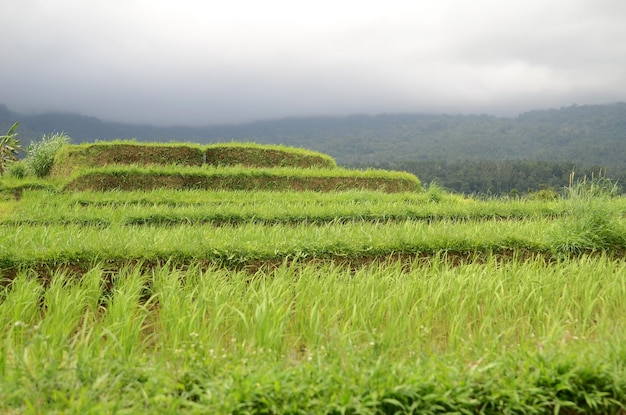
[2,257,626,413]
[1,203,626,271]
[0,189,573,226]
[0,218,554,270]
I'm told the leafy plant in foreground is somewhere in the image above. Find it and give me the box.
[0,122,22,176]
[25,132,71,178]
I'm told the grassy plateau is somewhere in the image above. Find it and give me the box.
[1,142,626,413]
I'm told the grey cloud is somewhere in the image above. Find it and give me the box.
[1,0,625,125]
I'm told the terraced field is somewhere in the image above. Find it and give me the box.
[1,142,626,413]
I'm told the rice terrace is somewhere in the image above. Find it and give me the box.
[2,136,626,414]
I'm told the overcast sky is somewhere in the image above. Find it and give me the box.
[1,0,625,126]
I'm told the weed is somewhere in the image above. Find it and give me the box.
[566,170,621,199]
[424,181,446,202]
[5,161,27,179]
[25,132,71,178]
[550,181,626,255]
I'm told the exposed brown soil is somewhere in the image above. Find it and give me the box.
[51,144,205,176]
[52,143,336,177]
[204,147,335,168]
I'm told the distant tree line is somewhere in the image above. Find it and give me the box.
[2,102,626,194]
[352,159,625,196]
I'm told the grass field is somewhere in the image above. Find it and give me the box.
[1,143,626,413]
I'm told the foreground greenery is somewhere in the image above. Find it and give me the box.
[2,183,626,413]
[2,258,626,414]
[0,122,21,176]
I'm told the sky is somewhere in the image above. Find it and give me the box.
[1,0,626,126]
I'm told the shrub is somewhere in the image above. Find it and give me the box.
[424,181,446,202]
[25,132,71,178]
[526,187,559,201]
[6,161,27,179]
[549,197,626,254]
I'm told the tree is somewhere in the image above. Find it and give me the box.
[0,122,22,175]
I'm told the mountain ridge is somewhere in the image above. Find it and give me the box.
[2,102,625,168]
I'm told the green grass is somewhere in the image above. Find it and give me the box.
[1,258,626,413]
[2,212,626,272]
[2,175,626,412]
[0,218,545,270]
[0,178,59,197]
[1,189,626,272]
[1,189,568,227]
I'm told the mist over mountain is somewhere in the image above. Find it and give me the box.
[3,102,625,164]
[2,102,626,194]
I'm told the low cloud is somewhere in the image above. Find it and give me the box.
[1,0,625,125]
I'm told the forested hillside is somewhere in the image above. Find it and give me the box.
[2,102,625,194]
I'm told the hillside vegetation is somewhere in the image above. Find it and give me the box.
[2,102,626,194]
[47,141,418,193]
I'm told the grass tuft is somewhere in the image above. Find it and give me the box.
[25,132,71,178]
